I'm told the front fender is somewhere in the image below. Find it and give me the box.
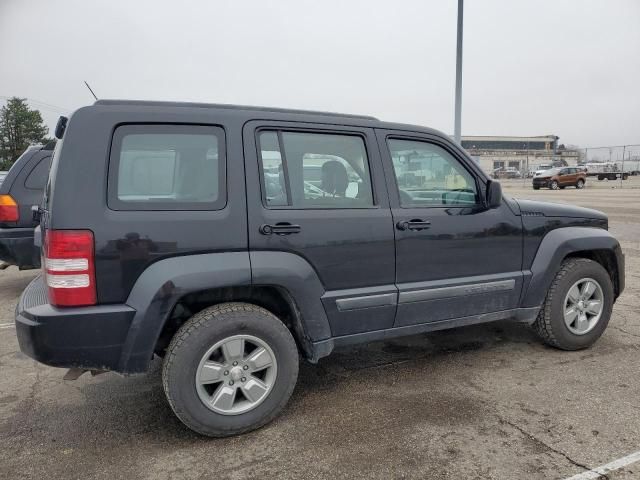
[119,252,251,373]
[522,227,622,308]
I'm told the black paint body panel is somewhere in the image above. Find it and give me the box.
[13,99,625,373]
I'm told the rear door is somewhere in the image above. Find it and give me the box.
[376,130,524,327]
[243,121,396,337]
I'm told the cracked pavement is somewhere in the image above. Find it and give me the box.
[1,181,640,479]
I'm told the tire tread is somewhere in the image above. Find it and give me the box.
[162,302,298,437]
[533,258,592,349]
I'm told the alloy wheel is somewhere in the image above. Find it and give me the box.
[563,278,604,335]
[195,334,278,415]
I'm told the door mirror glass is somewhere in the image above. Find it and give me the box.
[487,180,502,209]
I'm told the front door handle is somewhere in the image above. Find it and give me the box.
[396,219,431,231]
[260,223,302,235]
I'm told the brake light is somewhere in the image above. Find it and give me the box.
[0,195,19,222]
[43,230,96,307]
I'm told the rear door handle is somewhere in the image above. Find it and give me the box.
[260,223,302,235]
[396,219,431,231]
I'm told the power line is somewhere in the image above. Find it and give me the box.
[0,95,71,113]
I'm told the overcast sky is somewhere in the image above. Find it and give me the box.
[1,0,638,147]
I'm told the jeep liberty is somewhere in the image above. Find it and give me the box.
[15,100,624,436]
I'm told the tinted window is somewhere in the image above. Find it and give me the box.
[109,125,225,211]
[24,156,52,190]
[258,131,374,208]
[388,139,478,206]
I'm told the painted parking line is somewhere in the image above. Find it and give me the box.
[564,450,640,479]
[0,323,16,329]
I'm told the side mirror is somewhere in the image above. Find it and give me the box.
[54,116,68,139]
[486,179,502,209]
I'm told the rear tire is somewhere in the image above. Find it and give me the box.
[533,186,540,190]
[162,302,299,437]
[533,258,613,350]
[550,180,559,190]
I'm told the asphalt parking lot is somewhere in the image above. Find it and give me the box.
[1,178,640,479]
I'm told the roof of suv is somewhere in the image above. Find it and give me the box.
[94,99,379,121]
[91,99,447,139]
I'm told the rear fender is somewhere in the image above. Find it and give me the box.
[119,252,251,373]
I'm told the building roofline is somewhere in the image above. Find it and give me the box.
[461,135,559,141]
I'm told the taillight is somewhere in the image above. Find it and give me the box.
[0,195,19,222]
[43,230,96,307]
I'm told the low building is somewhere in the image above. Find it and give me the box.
[461,135,581,175]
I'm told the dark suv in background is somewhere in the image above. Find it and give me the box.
[15,101,624,437]
[0,143,53,269]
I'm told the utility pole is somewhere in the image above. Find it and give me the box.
[454,0,464,144]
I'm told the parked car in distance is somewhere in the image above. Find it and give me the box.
[533,167,586,190]
[15,100,624,437]
[0,143,54,269]
[492,167,521,179]
[533,164,553,176]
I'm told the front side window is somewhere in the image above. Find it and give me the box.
[109,124,225,210]
[388,138,478,207]
[258,130,374,208]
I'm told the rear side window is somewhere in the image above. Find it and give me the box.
[108,124,226,211]
[257,130,374,208]
[24,156,52,190]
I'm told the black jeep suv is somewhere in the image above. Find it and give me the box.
[15,100,624,437]
[0,143,54,269]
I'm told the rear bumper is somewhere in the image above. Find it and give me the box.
[15,276,136,372]
[532,179,550,188]
[0,227,39,269]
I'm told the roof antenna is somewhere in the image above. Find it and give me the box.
[84,81,98,101]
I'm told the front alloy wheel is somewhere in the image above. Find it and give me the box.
[563,278,604,335]
[533,258,613,350]
[550,180,559,190]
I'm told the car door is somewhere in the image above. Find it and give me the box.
[376,129,524,327]
[243,121,397,337]
[557,168,567,185]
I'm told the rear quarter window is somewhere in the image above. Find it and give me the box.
[108,124,226,211]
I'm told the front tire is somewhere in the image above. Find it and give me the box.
[576,179,585,189]
[550,180,559,190]
[162,302,299,437]
[533,258,613,350]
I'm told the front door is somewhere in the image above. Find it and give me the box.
[376,130,524,327]
[561,167,577,186]
[243,121,396,337]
